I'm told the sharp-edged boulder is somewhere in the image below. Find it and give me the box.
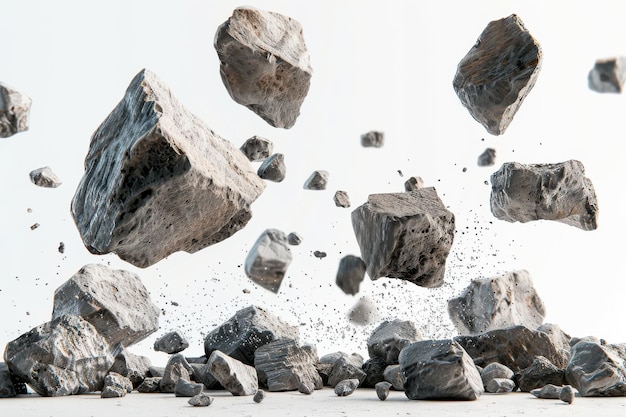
[244,229,292,293]
[159,354,193,393]
[367,319,422,365]
[335,255,366,296]
[0,82,31,138]
[29,167,62,188]
[565,341,626,396]
[516,355,565,392]
[257,153,286,182]
[588,57,626,93]
[109,348,152,388]
[361,131,384,148]
[208,350,258,396]
[333,190,351,208]
[154,329,189,354]
[240,136,274,161]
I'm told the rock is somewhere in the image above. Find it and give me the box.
[29,167,62,188]
[175,378,204,397]
[447,270,546,335]
[100,372,133,399]
[477,148,496,167]
[560,385,575,404]
[159,354,193,393]
[588,57,626,93]
[244,229,292,293]
[257,153,286,182]
[4,315,115,396]
[240,136,274,161]
[208,350,258,396]
[0,363,17,398]
[334,378,359,396]
[361,357,387,388]
[404,176,424,191]
[347,296,378,325]
[333,191,351,208]
[136,377,161,393]
[531,383,562,399]
[192,362,222,390]
[154,329,189,354]
[537,324,572,359]
[516,356,565,392]
[109,348,152,388]
[58,242,65,253]
[71,69,265,268]
[335,255,366,296]
[215,6,312,128]
[313,250,327,259]
[352,188,455,288]
[490,160,598,231]
[486,378,516,393]
[52,264,159,348]
[481,362,514,388]
[565,341,626,396]
[314,363,333,386]
[361,130,384,148]
[0,82,31,138]
[287,232,302,245]
[570,336,603,347]
[254,339,322,392]
[376,381,392,400]
[30,223,39,230]
[148,366,165,378]
[298,380,314,394]
[188,393,213,406]
[253,389,266,403]
[101,385,126,398]
[367,319,421,365]
[303,170,329,190]
[383,364,405,390]
[327,356,367,388]
[320,351,364,367]
[453,14,542,135]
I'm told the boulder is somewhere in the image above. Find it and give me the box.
[240,136,274,161]
[174,379,203,397]
[208,350,258,396]
[303,170,329,190]
[376,381,392,400]
[0,82,31,138]
[244,230,292,293]
[109,348,152,388]
[0,363,17,398]
[100,372,132,398]
[333,190,351,208]
[194,363,222,390]
[335,255,366,295]
[565,341,626,396]
[257,153,286,182]
[361,131,384,148]
[516,356,565,392]
[29,167,62,188]
[588,57,626,93]
[367,319,421,364]
[159,354,193,393]
[154,329,189,354]
[361,357,387,388]
[404,176,424,191]
[254,338,322,391]
[334,378,359,396]
[477,148,496,167]
[298,380,315,394]
[383,364,405,390]
[480,362,514,388]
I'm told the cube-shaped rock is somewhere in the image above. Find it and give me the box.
[245,229,292,293]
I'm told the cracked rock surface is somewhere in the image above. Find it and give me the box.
[245,229,292,293]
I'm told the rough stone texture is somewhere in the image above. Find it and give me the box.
[313,250,326,259]
[204,306,299,366]
[109,348,152,388]
[537,323,572,360]
[376,381,392,400]
[29,167,62,188]
[101,385,126,398]
[351,189,455,288]
[490,160,598,231]
[100,372,132,398]
[159,354,193,393]
[347,296,378,325]
[254,339,322,392]
[516,355,565,392]
[335,255,366,296]
[560,385,575,404]
[148,366,165,378]
[0,82,31,138]
[531,383,562,399]
[383,364,405,390]
[361,130,384,148]
[253,389,266,403]
[448,270,546,335]
[0,363,17,398]
[154,329,189,354]
[327,356,367,388]
[404,176,424,191]
[208,350,258,396]
[287,232,302,245]
[136,377,161,393]
[400,339,484,400]
[334,378,359,396]
[52,264,159,348]
[303,170,329,190]
[240,136,274,161]
[3,315,115,396]
[71,69,265,268]
[477,148,496,167]
[245,229,292,293]
[453,14,542,135]
[481,362,514,388]
[315,363,333,386]
[361,357,387,388]
[588,57,626,93]
[194,363,222,390]
[189,393,213,406]
[486,378,516,393]
[565,341,626,397]
[174,378,204,397]
[215,6,312,128]
[367,319,422,365]
[298,380,314,394]
[257,153,286,182]
[334,190,351,208]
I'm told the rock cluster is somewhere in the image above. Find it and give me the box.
[0,82,31,138]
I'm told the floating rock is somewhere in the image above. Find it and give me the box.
[367,319,422,365]
[175,379,204,397]
[560,385,575,404]
[481,362,514,388]
[254,339,322,392]
[154,329,189,354]
[30,223,39,230]
[303,170,329,190]
[71,69,265,268]
[565,341,626,396]
[477,148,496,167]
[486,378,516,393]
[240,136,274,161]
[257,153,286,182]
[100,372,133,398]
[335,255,366,296]
[58,242,65,254]
[516,355,565,392]
[313,250,327,259]
[29,167,62,188]
[137,377,161,393]
[334,378,359,396]
[109,348,152,388]
[399,339,483,400]
[530,383,562,399]
[215,6,312,128]
[361,131,384,148]
[347,296,378,325]
[490,160,598,231]
[383,364,405,390]
[588,57,626,93]
[287,232,302,245]
[160,354,193,393]
[244,230,292,293]
[253,389,266,403]
[404,176,424,191]
[334,190,351,208]
[0,82,31,138]
[327,356,367,388]
[0,363,17,398]
[189,393,213,406]
[351,188,455,288]
[453,14,542,135]
[208,350,258,396]
[361,357,387,388]
[375,381,392,400]
[52,264,159,348]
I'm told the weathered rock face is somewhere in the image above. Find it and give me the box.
[208,350,258,396]
[3,315,115,396]
[490,160,598,231]
[448,270,545,335]
[244,229,292,293]
[333,190,351,208]
[335,255,366,296]
[588,57,626,93]
[404,176,424,191]
[136,377,161,393]
[383,364,405,390]
[516,355,565,392]
[240,136,274,161]
[254,339,322,391]
[52,264,159,348]
[303,170,329,190]
[351,188,455,288]
[29,167,62,188]
[361,131,384,148]
[257,153,286,182]
[477,148,496,167]
[334,378,359,396]
[327,356,367,388]
[530,383,562,399]
[0,363,17,398]
[453,14,542,135]
[154,329,189,354]
[214,6,312,128]
[0,82,31,138]
[71,69,265,268]
[565,341,626,396]
[367,319,422,365]
[109,348,152,388]
[400,339,484,400]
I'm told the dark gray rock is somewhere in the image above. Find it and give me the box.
[453,14,542,135]
[333,190,351,208]
[334,378,359,396]
[287,232,302,245]
[570,336,603,347]
[565,341,626,396]
[29,167,62,188]
[481,362,514,388]
[361,357,387,388]
[240,136,274,161]
[303,170,329,190]
[215,6,312,128]
[71,69,265,268]
[175,379,204,397]
[361,131,384,148]
[101,385,126,398]
[537,324,572,360]
[313,250,327,259]
[137,377,161,393]
[404,176,424,191]
[477,148,496,167]
[208,350,258,396]
[376,381,392,400]
[347,297,379,325]
[0,363,17,398]
[516,356,565,392]
[253,389,266,403]
[328,356,367,388]
[194,363,222,390]
[109,348,152,388]
[245,229,292,293]
[314,363,333,386]
[383,364,405,390]
[258,153,286,182]
[188,393,213,406]
[351,188,455,288]
[254,339,322,392]
[531,383,561,399]
[159,354,193,393]
[486,378,516,393]
[154,329,189,354]
[0,82,31,138]
[367,319,422,365]
[588,57,626,93]
[490,160,598,231]
[148,366,165,378]
[560,385,575,404]
[335,255,366,296]
[100,372,132,399]
[298,380,314,394]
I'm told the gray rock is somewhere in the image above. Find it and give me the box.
[194,363,222,390]
[351,188,455,288]
[0,82,31,138]
[208,350,258,396]
[313,250,327,259]
[320,351,364,367]
[175,378,204,397]
[52,264,159,348]
[333,190,351,208]
[376,381,392,400]
[314,363,333,386]
[537,324,573,360]
[253,389,266,403]
[215,6,312,128]
[254,339,322,392]
[148,366,165,378]
[154,329,189,354]
[448,270,546,335]
[531,383,562,399]
[258,153,286,182]
[4,315,115,396]
[298,380,314,394]
[303,170,329,190]
[0,363,17,398]
[188,393,213,406]
[347,296,378,325]
[486,378,516,393]
[101,372,133,399]
[136,377,161,393]
[400,339,483,401]
[71,69,265,268]
[453,14,542,135]
[101,385,126,398]
[361,357,387,388]
[477,148,496,167]
[327,356,367,388]
[588,57,626,93]
[490,160,598,231]
[481,362,514,388]
[565,341,626,396]
[361,131,384,148]
[287,232,302,245]
[109,348,152,388]
[367,319,421,365]
[29,167,62,188]
[570,336,603,347]
[334,378,359,396]
[245,229,292,293]
[516,356,565,392]
[240,136,274,161]
[335,255,366,296]
[383,364,405,390]
[560,385,575,404]
[404,176,424,191]
[159,354,193,393]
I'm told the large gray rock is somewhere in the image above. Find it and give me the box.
[565,341,626,396]
[52,264,159,348]
[351,188,455,288]
[208,350,258,396]
[244,229,292,293]
[109,348,152,388]
[588,57,626,93]
[400,339,484,400]
[240,135,273,161]
[490,160,598,231]
[71,69,265,268]
[453,14,542,135]
[215,6,312,128]
[153,329,189,354]
[367,319,422,364]
[29,167,62,188]
[257,153,286,182]
[0,82,31,138]
[516,355,565,392]
[448,270,546,335]
[3,315,115,396]
[335,255,366,296]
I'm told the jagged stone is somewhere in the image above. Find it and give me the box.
[215,6,312,128]
[314,363,333,386]
[347,296,378,325]
[531,383,562,399]
[383,364,405,390]
[516,355,565,392]
[490,160,598,231]
[588,57,626,93]
[448,270,545,335]
[52,264,159,348]
[477,148,496,167]
[303,170,329,190]
[570,336,603,347]
[194,363,222,390]
[361,357,387,388]
[101,385,126,398]
[0,82,31,138]
[313,250,326,259]
[71,69,265,268]
[333,191,351,208]
[335,255,366,296]
[240,136,274,161]
[257,153,286,182]
[327,356,366,388]
[253,389,266,403]
[367,319,421,365]
[136,377,161,393]
[29,167,62,188]
[481,362,514,388]
[537,324,572,359]
[486,378,516,393]
[404,176,424,191]
[109,348,152,388]
[154,329,189,354]
[254,339,322,392]
[244,229,292,293]
[565,341,626,396]
[351,188,455,288]
[400,339,483,400]
[0,363,17,398]
[189,393,213,406]
[100,372,132,398]
[334,378,359,396]
[560,385,575,404]
[175,379,203,397]
[453,14,542,135]
[159,354,193,393]
[287,232,302,245]
[208,350,258,396]
[320,351,364,367]
[376,381,392,400]
[361,130,384,148]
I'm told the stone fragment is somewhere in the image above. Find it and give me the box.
[101,385,126,398]
[215,6,312,128]
[245,229,292,293]
[303,170,329,190]
[314,363,333,386]
[313,250,326,259]
[530,383,562,399]
[367,319,421,365]
[175,379,204,397]
[486,378,516,393]
[100,372,133,398]
[208,350,258,396]
[477,148,496,167]
[347,296,378,325]
[376,381,392,400]
[335,255,366,296]
[0,363,17,398]
[257,153,286,182]
[254,339,322,392]
[287,232,302,245]
[570,336,603,347]
[240,136,274,161]
[490,160,598,231]
[29,167,62,188]
[189,393,213,406]
[404,176,424,191]
[71,69,265,268]
[0,82,31,138]
[588,57,626,93]
[327,356,367,388]
[137,377,161,393]
[109,348,152,388]
[154,329,189,354]
[383,364,405,390]
[361,130,384,148]
[58,242,65,254]
[253,389,266,403]
[560,385,575,404]
[516,356,565,392]
[453,14,542,135]
[565,341,626,396]
[537,324,572,359]
[334,378,359,396]
[52,264,159,348]
[333,190,351,208]
[481,362,514,388]
[361,357,387,388]
[193,362,221,390]
[30,223,39,230]
[159,354,193,393]
[352,189,455,288]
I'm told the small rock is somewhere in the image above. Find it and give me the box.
[159,354,193,393]
[588,57,626,93]
[174,379,203,397]
[486,378,516,393]
[245,229,292,293]
[298,380,315,394]
[29,167,62,188]
[481,362,514,388]
[58,242,65,254]
[313,250,326,259]
[375,381,392,400]
[347,296,378,326]
[334,378,359,396]
[367,319,422,365]
[404,176,424,191]
[208,350,259,396]
[360,131,384,148]
[362,357,387,388]
[559,385,575,404]
[100,372,133,399]
[335,255,366,296]
[383,364,406,390]
[253,389,266,403]
[257,153,286,182]
[148,366,165,378]
[477,148,496,167]
[136,377,161,393]
[333,190,351,208]
[0,82,31,138]
[188,393,213,407]
[530,383,562,399]
[30,223,39,230]
[240,136,274,161]
[303,170,329,190]
[516,356,565,392]
[154,329,189,354]
[287,232,303,245]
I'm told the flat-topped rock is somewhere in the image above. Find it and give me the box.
[588,57,626,93]
[0,82,31,138]
[245,229,292,293]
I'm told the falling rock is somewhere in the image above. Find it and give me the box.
[361,131,384,148]
[175,378,204,397]
[208,350,258,396]
[560,385,575,404]
[215,6,312,128]
[257,153,286,182]
[189,393,213,406]
[335,255,366,296]
[333,190,351,208]
[477,148,496,167]
[313,250,326,259]
[29,167,62,188]
[71,69,265,268]
[383,364,406,390]
[244,230,292,293]
[287,232,302,245]
[347,296,379,325]
[0,363,17,398]
[588,57,626,93]
[100,372,133,398]
[481,362,514,388]
[240,136,274,161]
[334,378,359,396]
[565,341,626,396]
[154,329,189,354]
[253,389,266,403]
[399,339,484,400]
[531,383,562,399]
[52,264,159,348]
[0,82,31,138]
[137,377,161,393]
[376,381,392,400]
[303,170,329,190]
[361,357,387,388]
[159,354,193,393]
[351,188,455,288]
[404,176,424,192]
[516,355,565,392]
[486,378,516,393]
[453,14,542,135]
[109,348,152,388]
[367,319,422,365]
[3,315,115,396]
[490,160,598,231]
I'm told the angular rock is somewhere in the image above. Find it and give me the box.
[453,14,542,135]
[101,385,126,398]
[481,362,514,388]
[244,229,292,293]
[189,393,213,406]
[334,378,359,396]
[100,372,133,399]
[215,6,312,128]
[109,348,152,388]
[560,385,575,404]
[0,363,17,398]
[194,363,222,390]
[516,355,565,392]
[531,384,562,399]
[29,167,62,188]
[148,366,165,378]
[352,188,455,288]
[367,319,421,365]
[565,341,626,396]
[320,351,364,367]
[327,356,367,388]
[400,339,483,400]
[486,378,516,393]
[537,323,572,359]
[333,190,351,208]
[335,255,366,296]
[136,377,161,393]
[477,148,496,167]
[361,130,384,148]
[303,170,329,190]
[159,354,193,393]
[314,363,333,386]
[0,82,31,138]
[588,57,626,93]
[253,389,266,403]
[287,232,302,245]
[347,296,378,325]
[257,153,286,182]
[240,136,274,161]
[154,329,189,354]
[71,69,265,268]
[313,250,326,259]
[298,380,314,394]
[175,378,204,397]
[383,364,405,390]
[361,357,387,388]
[376,381,392,400]
[404,176,424,192]
[52,264,159,348]
[490,160,598,231]
[208,350,258,396]
[254,339,322,392]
